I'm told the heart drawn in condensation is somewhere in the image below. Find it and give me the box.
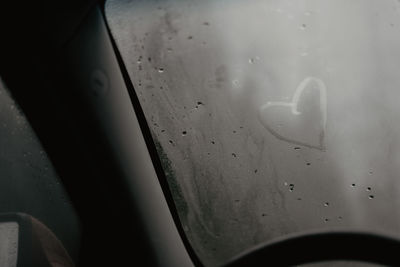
[258,77,327,151]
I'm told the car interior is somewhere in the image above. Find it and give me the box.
[1,0,400,266]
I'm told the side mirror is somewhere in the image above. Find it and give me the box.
[224,230,400,266]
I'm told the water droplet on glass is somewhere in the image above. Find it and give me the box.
[188,36,193,40]
[232,153,237,158]
[232,79,240,87]
[182,131,187,136]
[289,184,294,191]
[203,22,210,26]
[300,24,307,30]
[324,218,329,222]
[324,202,329,207]
[306,162,311,166]
[294,147,301,150]
[248,56,260,64]
[158,68,164,73]
[369,195,374,199]
[351,183,356,187]
[367,187,371,191]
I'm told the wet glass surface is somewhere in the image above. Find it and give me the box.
[0,78,81,260]
[106,0,400,265]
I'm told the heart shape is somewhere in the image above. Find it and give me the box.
[258,77,327,151]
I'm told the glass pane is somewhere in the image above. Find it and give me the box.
[0,78,81,260]
[105,0,400,265]
[0,222,18,267]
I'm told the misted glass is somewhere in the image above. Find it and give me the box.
[106,1,400,265]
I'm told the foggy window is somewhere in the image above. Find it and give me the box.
[105,0,400,266]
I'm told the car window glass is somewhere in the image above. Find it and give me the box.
[0,78,81,261]
[105,1,400,265]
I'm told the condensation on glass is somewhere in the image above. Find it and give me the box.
[0,78,81,260]
[105,0,400,265]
